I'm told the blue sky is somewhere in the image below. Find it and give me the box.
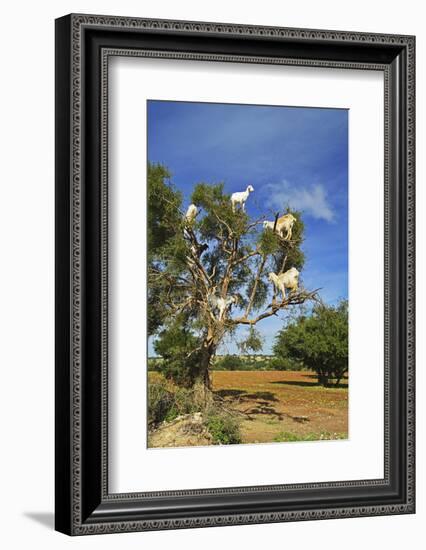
[147,100,348,354]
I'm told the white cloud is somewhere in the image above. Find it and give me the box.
[265,180,335,222]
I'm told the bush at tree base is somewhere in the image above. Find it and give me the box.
[148,380,241,444]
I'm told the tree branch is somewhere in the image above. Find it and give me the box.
[234,288,320,325]
[247,217,266,231]
[244,255,267,317]
[210,207,234,238]
[232,248,261,267]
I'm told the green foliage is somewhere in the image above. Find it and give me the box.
[249,357,276,370]
[258,228,281,256]
[147,274,167,336]
[212,355,288,371]
[147,163,184,335]
[244,277,268,312]
[154,317,203,387]
[147,357,161,371]
[268,357,303,371]
[147,162,182,258]
[274,300,348,386]
[258,210,305,273]
[148,381,242,445]
[192,182,249,242]
[214,355,246,371]
[205,411,242,445]
[282,210,305,271]
[147,383,175,427]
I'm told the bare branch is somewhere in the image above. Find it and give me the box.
[208,264,217,281]
[210,207,234,237]
[234,288,320,325]
[247,217,266,231]
[279,252,288,275]
[156,188,186,220]
[244,255,267,317]
[233,248,261,267]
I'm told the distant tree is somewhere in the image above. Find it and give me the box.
[273,300,348,386]
[214,355,246,371]
[148,162,317,405]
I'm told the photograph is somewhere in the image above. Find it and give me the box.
[146,100,349,448]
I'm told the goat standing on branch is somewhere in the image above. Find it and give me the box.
[231,185,254,212]
[276,213,297,240]
[263,213,297,240]
[209,294,238,320]
[268,268,300,300]
[184,203,199,225]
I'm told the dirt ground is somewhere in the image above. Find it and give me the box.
[212,370,348,443]
[149,370,348,445]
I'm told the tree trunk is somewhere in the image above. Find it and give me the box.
[192,336,216,409]
[318,372,329,387]
[334,370,347,387]
[193,372,213,409]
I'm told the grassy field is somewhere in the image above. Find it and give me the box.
[149,370,348,444]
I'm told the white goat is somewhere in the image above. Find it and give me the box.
[263,214,296,240]
[184,204,198,224]
[209,294,238,319]
[276,213,296,240]
[268,268,299,300]
[231,185,254,212]
[263,220,276,231]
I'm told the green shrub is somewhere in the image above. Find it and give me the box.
[268,357,303,371]
[213,354,305,371]
[249,357,270,370]
[205,411,241,445]
[148,381,243,445]
[172,386,198,416]
[213,355,275,371]
[213,355,246,371]
[148,382,197,427]
[148,382,176,427]
[154,318,204,387]
[148,357,162,371]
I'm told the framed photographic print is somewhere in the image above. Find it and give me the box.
[55,14,415,535]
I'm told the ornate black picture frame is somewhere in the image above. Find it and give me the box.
[55,14,415,535]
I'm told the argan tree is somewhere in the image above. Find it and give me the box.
[148,162,318,405]
[273,300,348,386]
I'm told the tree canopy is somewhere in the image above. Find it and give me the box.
[147,161,318,399]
